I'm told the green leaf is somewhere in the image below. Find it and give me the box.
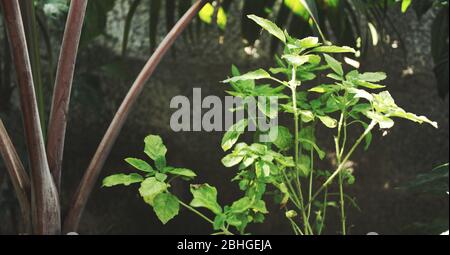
[230,197,252,213]
[323,54,343,76]
[102,173,143,187]
[144,135,167,161]
[355,80,386,89]
[199,3,227,30]
[298,37,320,49]
[247,14,286,43]
[299,138,326,159]
[222,69,271,83]
[252,200,269,214]
[365,111,395,129]
[358,72,387,82]
[318,115,338,128]
[299,110,315,123]
[372,91,438,128]
[312,45,355,53]
[255,160,273,177]
[273,126,293,151]
[297,155,311,177]
[155,172,168,182]
[221,119,249,151]
[167,168,197,178]
[348,88,374,102]
[153,193,179,224]
[190,184,222,215]
[155,156,167,171]
[139,177,168,206]
[222,153,244,167]
[125,158,153,173]
[401,0,412,13]
[309,84,339,93]
[213,214,227,230]
[282,54,310,66]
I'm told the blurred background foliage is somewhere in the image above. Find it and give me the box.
[0,0,448,234]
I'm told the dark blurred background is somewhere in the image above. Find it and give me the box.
[0,0,448,235]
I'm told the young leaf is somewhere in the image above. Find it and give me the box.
[401,0,412,13]
[190,184,222,214]
[247,14,286,43]
[222,69,271,83]
[282,54,310,66]
[324,54,343,77]
[144,135,167,161]
[139,177,168,206]
[167,168,197,178]
[312,45,355,53]
[125,158,154,173]
[153,193,179,224]
[298,37,320,49]
[273,126,293,151]
[102,173,143,187]
[222,154,245,168]
[221,119,249,151]
[230,197,252,213]
[318,116,338,128]
[299,138,326,159]
[358,72,387,82]
[365,111,395,129]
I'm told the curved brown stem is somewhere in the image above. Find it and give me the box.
[47,0,88,191]
[1,0,60,234]
[0,119,32,233]
[63,0,208,233]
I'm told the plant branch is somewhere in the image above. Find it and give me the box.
[46,0,88,191]
[309,120,377,206]
[0,118,32,233]
[1,0,60,234]
[63,0,208,233]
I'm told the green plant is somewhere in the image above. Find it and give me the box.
[103,135,269,235]
[0,0,207,234]
[104,15,438,235]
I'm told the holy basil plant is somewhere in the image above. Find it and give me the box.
[103,15,437,235]
[103,135,268,235]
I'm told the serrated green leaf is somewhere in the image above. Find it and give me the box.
[273,126,293,151]
[153,193,179,224]
[139,177,168,206]
[190,184,222,215]
[144,135,167,161]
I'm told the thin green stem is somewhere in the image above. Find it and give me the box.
[308,120,377,206]
[317,188,328,235]
[289,66,312,235]
[177,198,233,235]
[307,149,314,219]
[338,171,346,235]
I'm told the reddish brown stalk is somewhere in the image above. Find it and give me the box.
[47,0,88,192]
[1,0,60,234]
[0,119,32,233]
[63,0,208,233]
